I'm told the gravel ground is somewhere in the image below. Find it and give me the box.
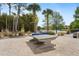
[0,34,79,56]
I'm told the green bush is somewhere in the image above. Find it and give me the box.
[48,32,55,35]
[8,32,16,37]
[58,32,65,36]
[18,32,25,36]
[9,34,13,37]
[0,32,4,38]
[3,32,7,36]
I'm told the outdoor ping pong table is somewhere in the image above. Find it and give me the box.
[33,35,57,44]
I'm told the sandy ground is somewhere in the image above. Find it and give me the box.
[0,34,79,56]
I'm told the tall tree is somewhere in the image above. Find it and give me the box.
[27,3,41,16]
[27,3,41,32]
[70,7,79,30]
[24,14,37,32]
[14,3,27,32]
[52,11,63,33]
[0,4,2,15]
[6,3,12,32]
[7,3,11,15]
[42,9,53,32]
[74,7,79,20]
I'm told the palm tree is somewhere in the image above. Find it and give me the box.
[6,3,12,32]
[42,9,53,32]
[15,3,27,16]
[27,3,41,32]
[7,3,12,15]
[14,3,27,32]
[27,3,41,16]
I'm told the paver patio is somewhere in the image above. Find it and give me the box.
[0,34,79,56]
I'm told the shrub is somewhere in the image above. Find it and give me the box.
[48,32,55,35]
[18,32,25,36]
[58,32,65,36]
[3,32,8,36]
[67,30,70,34]
[0,32,4,38]
[27,31,32,34]
[9,32,14,37]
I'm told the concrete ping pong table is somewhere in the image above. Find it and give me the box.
[32,35,57,44]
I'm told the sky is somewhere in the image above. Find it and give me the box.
[37,3,79,26]
[1,3,79,26]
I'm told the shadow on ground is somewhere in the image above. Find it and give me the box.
[26,41,56,54]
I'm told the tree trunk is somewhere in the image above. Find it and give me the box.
[47,15,49,32]
[13,15,19,32]
[15,15,19,32]
[33,9,36,16]
[34,22,38,32]
[7,4,11,32]
[56,20,58,34]
[6,16,8,32]
[13,17,15,32]
[33,10,37,32]
[9,5,11,15]
[0,4,1,15]
[56,26,57,34]
[14,5,20,33]
[34,22,36,32]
